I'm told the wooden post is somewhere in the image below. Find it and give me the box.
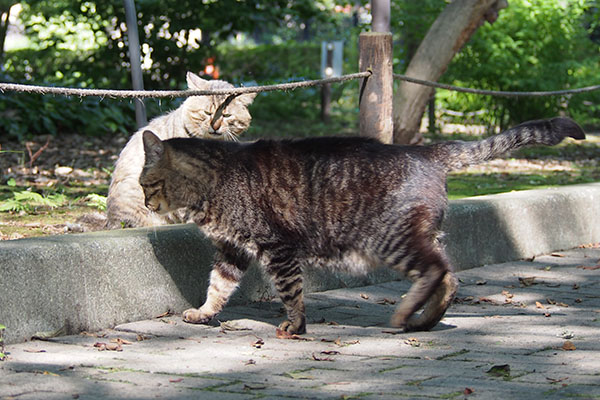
[123,0,147,129]
[358,32,393,143]
[371,0,390,33]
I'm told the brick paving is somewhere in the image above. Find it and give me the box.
[1,246,599,399]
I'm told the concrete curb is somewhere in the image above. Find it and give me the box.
[1,183,599,344]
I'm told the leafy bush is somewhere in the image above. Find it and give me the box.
[442,0,600,128]
[0,72,136,140]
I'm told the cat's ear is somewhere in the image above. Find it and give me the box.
[142,130,164,165]
[186,72,209,90]
[237,92,257,106]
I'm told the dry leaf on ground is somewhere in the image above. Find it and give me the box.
[519,277,537,287]
[562,341,576,351]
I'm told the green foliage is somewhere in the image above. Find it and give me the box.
[2,0,599,140]
[442,0,600,128]
[0,190,67,212]
[0,85,135,140]
[83,193,107,211]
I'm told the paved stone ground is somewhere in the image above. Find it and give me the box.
[1,246,599,399]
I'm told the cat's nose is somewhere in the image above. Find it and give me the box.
[211,118,222,132]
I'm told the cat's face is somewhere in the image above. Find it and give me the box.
[182,72,255,141]
[139,131,182,215]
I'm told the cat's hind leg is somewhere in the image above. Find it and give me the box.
[402,270,458,331]
[387,209,457,331]
[183,244,248,324]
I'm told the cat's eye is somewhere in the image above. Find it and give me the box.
[223,113,231,118]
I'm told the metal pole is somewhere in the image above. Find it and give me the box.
[123,0,147,128]
[371,0,390,33]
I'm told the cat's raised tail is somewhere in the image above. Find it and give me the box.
[435,117,586,171]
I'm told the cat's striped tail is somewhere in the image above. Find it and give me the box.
[434,117,586,171]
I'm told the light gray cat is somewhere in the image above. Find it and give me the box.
[106,72,255,228]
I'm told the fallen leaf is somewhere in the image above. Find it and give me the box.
[252,338,264,348]
[559,330,574,339]
[551,253,565,258]
[155,310,174,318]
[577,265,600,270]
[244,359,256,365]
[544,312,552,317]
[519,277,537,287]
[311,352,335,362]
[544,282,561,288]
[23,348,46,353]
[575,298,582,303]
[546,377,569,384]
[160,319,176,325]
[321,350,340,355]
[404,338,421,347]
[547,298,557,305]
[557,302,569,308]
[169,378,183,383]
[359,293,369,300]
[376,298,396,305]
[80,331,105,338]
[42,371,59,376]
[275,328,313,341]
[572,283,580,290]
[478,297,499,305]
[111,338,132,345]
[284,371,314,380]
[325,337,359,347]
[243,384,266,390]
[487,364,511,378]
[476,280,487,285]
[31,325,68,341]
[535,301,545,309]
[464,387,474,395]
[93,342,122,352]
[136,334,151,341]
[562,341,576,351]
[220,321,251,332]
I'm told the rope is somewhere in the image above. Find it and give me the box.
[393,73,600,97]
[1,70,597,99]
[0,72,371,99]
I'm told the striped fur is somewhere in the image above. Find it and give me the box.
[139,117,584,333]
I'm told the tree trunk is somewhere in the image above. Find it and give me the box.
[392,0,508,144]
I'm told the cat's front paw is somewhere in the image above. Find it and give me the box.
[278,318,306,335]
[182,308,216,324]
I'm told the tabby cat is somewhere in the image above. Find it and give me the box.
[139,117,584,333]
[105,72,255,228]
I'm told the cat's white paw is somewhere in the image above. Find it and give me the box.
[182,308,215,324]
